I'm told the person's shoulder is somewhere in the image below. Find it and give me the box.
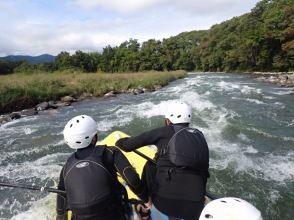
[65,152,76,162]
[188,127,206,138]
[149,125,170,133]
[98,145,121,155]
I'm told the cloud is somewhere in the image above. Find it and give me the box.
[72,0,165,13]
[0,20,128,56]
[0,0,261,56]
[72,0,258,15]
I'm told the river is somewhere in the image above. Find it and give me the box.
[0,73,293,220]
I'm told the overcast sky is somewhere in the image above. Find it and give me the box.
[0,0,261,56]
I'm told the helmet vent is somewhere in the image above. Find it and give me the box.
[177,115,181,118]
[205,214,213,218]
[234,199,241,202]
[76,141,81,144]
[82,116,85,118]
[76,120,79,123]
[171,114,173,117]
[85,136,89,139]
[221,200,227,203]
[70,124,73,128]
[188,115,191,117]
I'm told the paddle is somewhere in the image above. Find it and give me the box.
[132,149,218,201]
[0,182,66,195]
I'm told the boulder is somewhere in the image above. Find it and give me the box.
[48,101,58,109]
[78,93,93,100]
[55,101,71,107]
[36,102,49,111]
[142,88,151,93]
[0,115,12,125]
[104,91,116,98]
[10,112,21,120]
[154,85,162,90]
[132,88,144,95]
[21,109,38,116]
[61,96,76,103]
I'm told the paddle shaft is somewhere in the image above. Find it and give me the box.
[133,149,156,164]
[0,182,66,195]
[132,149,218,200]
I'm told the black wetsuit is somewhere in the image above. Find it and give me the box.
[116,124,209,220]
[56,144,148,220]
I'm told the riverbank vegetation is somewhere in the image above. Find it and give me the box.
[0,0,293,74]
[0,70,186,114]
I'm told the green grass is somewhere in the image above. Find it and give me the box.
[0,71,186,114]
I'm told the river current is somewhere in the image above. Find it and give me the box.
[0,73,293,220]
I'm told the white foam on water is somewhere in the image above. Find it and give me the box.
[97,116,132,132]
[203,91,211,96]
[231,97,267,105]
[270,90,294,95]
[134,101,167,118]
[0,153,67,181]
[269,189,281,203]
[24,127,37,135]
[237,133,251,143]
[220,145,294,182]
[246,127,277,139]
[243,145,259,154]
[198,106,292,183]
[180,91,216,111]
[212,80,263,97]
[11,194,55,220]
[255,152,294,182]
[245,98,265,105]
[215,80,241,92]
[282,136,294,142]
[0,141,66,164]
[0,116,38,130]
[286,119,294,127]
[264,96,275,100]
[245,126,294,142]
[273,102,285,108]
[241,86,261,95]
[0,122,40,141]
[9,199,23,217]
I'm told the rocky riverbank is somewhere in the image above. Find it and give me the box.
[252,72,294,87]
[0,85,162,127]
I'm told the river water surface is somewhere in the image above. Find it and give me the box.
[0,73,293,220]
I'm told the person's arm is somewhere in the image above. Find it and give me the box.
[105,147,149,203]
[115,127,165,152]
[56,167,67,220]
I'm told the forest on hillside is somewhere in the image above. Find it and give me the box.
[0,0,293,74]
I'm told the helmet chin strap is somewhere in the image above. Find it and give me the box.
[92,134,98,145]
[165,118,172,126]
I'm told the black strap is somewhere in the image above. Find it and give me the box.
[159,125,186,156]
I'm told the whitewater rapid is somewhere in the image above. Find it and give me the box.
[0,73,293,220]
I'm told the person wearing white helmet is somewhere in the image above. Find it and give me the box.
[199,197,263,220]
[116,101,209,220]
[56,115,150,220]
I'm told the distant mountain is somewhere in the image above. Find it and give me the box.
[0,54,55,64]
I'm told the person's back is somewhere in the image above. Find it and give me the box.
[62,146,128,220]
[56,115,149,220]
[116,101,209,220]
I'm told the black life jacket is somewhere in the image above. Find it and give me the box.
[63,146,119,214]
[161,125,209,174]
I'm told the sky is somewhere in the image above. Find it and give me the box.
[0,0,261,56]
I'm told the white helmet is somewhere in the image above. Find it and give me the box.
[63,115,98,149]
[199,197,263,220]
[165,101,192,124]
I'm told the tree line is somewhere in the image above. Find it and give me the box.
[0,0,293,75]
